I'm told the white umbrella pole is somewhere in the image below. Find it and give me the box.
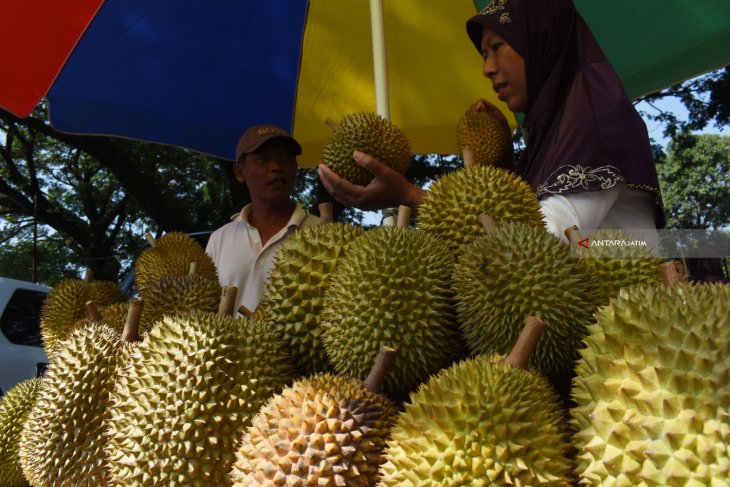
[370,0,390,119]
[370,0,397,226]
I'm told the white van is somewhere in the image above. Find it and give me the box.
[0,277,49,396]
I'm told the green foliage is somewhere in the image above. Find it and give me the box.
[657,132,730,230]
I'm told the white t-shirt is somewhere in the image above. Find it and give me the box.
[540,184,659,252]
[205,202,320,314]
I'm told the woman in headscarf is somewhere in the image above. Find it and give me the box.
[318,0,663,242]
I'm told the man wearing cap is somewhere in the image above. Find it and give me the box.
[206,124,319,314]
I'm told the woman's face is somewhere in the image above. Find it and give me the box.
[480,27,527,113]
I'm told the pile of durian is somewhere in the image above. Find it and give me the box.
[1,112,728,486]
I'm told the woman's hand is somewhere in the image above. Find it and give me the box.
[317,151,426,211]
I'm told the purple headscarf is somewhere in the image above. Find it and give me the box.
[467,0,664,227]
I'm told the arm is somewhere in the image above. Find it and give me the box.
[317,150,426,211]
[539,185,623,241]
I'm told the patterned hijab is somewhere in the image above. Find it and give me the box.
[467,0,664,226]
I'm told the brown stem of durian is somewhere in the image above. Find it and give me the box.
[504,316,545,370]
[324,119,340,132]
[318,202,334,224]
[363,346,397,394]
[85,301,102,322]
[217,286,238,316]
[564,225,582,246]
[660,260,686,285]
[238,305,254,318]
[145,232,156,247]
[462,146,477,167]
[396,205,412,228]
[188,262,198,277]
[121,298,143,343]
[83,268,94,282]
[478,213,498,232]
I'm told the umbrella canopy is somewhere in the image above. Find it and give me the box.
[2,0,729,167]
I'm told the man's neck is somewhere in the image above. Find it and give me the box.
[247,200,297,246]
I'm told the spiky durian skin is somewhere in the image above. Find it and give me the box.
[378,355,574,486]
[40,279,127,356]
[322,227,462,397]
[322,112,411,186]
[19,324,124,486]
[262,223,365,376]
[105,312,292,486]
[134,231,219,295]
[452,223,603,385]
[231,373,397,486]
[0,378,42,487]
[572,283,730,486]
[142,273,222,324]
[416,165,544,253]
[456,111,512,167]
[575,228,663,301]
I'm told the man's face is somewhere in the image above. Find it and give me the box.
[234,138,298,204]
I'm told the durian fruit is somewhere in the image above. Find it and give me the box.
[0,378,42,487]
[134,231,219,295]
[322,206,463,398]
[231,347,398,485]
[565,226,663,301]
[262,203,365,376]
[572,282,730,486]
[456,110,512,167]
[322,112,411,186]
[142,262,222,324]
[379,317,575,486]
[40,269,127,356]
[19,299,143,486]
[416,163,544,254]
[452,220,603,390]
[105,287,293,485]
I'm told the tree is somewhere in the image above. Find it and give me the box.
[657,132,730,230]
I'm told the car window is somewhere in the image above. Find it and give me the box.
[0,288,47,347]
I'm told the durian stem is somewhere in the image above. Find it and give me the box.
[318,202,334,224]
[85,301,102,322]
[478,213,498,232]
[363,346,396,394]
[145,232,156,247]
[396,205,412,228]
[83,268,93,282]
[238,305,254,318]
[660,260,686,285]
[462,146,477,167]
[505,316,545,370]
[324,119,340,132]
[218,286,238,316]
[121,298,143,343]
[564,225,582,246]
[188,262,198,277]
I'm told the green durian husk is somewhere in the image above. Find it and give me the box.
[452,222,604,387]
[231,373,397,486]
[261,222,365,376]
[417,164,544,254]
[322,226,464,398]
[105,312,293,486]
[142,272,222,324]
[135,232,219,296]
[456,110,512,167]
[572,283,730,486]
[378,354,575,486]
[40,279,127,357]
[19,324,130,486]
[322,112,411,186]
[0,378,42,487]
